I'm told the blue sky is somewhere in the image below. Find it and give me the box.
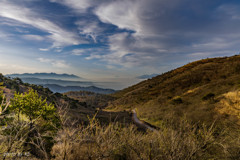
[0,0,240,89]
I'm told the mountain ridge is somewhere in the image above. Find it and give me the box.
[107,55,240,127]
[44,84,116,94]
[6,72,81,79]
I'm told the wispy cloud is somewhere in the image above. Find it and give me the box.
[37,58,70,68]
[22,34,45,41]
[39,48,49,52]
[91,0,240,67]
[0,1,86,49]
[72,48,106,56]
[95,0,141,32]
[76,21,104,43]
[50,0,93,13]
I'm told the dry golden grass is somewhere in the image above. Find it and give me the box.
[217,90,240,123]
[108,55,240,127]
[1,99,240,160]
[51,116,240,160]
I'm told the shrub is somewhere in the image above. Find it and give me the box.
[171,96,183,104]
[202,93,215,101]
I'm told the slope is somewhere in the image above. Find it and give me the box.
[0,74,131,125]
[108,55,240,127]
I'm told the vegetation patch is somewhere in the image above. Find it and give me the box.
[202,93,215,101]
[171,96,183,104]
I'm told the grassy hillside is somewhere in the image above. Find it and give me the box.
[64,91,116,109]
[0,74,131,125]
[0,56,240,159]
[108,55,240,127]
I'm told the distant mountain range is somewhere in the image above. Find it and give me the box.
[44,84,116,94]
[6,73,116,94]
[6,72,80,79]
[19,77,93,87]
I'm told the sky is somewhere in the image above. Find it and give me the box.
[0,0,240,89]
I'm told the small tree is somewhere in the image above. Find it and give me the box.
[10,89,56,127]
[10,89,59,157]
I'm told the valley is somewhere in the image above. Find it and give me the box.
[0,55,240,159]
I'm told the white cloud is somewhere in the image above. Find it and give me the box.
[52,60,70,68]
[0,1,85,48]
[95,0,141,32]
[50,0,92,13]
[38,58,51,63]
[22,34,44,41]
[85,54,102,60]
[72,48,106,58]
[37,58,70,68]
[76,21,104,43]
[71,49,84,56]
[39,48,49,52]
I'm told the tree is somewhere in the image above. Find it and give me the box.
[10,89,59,157]
[10,89,57,127]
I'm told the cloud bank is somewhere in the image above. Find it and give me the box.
[1,0,240,74]
[50,0,240,67]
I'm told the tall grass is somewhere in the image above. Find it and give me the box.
[1,101,239,159]
[51,107,240,160]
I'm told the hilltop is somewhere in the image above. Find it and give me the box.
[108,55,240,127]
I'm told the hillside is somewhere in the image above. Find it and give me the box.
[64,91,116,109]
[1,57,240,159]
[0,74,130,125]
[108,55,240,127]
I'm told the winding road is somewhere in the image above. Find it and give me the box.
[132,109,156,131]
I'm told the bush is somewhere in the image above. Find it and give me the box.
[202,93,215,101]
[171,96,183,104]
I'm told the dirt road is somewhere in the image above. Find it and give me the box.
[132,109,155,131]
